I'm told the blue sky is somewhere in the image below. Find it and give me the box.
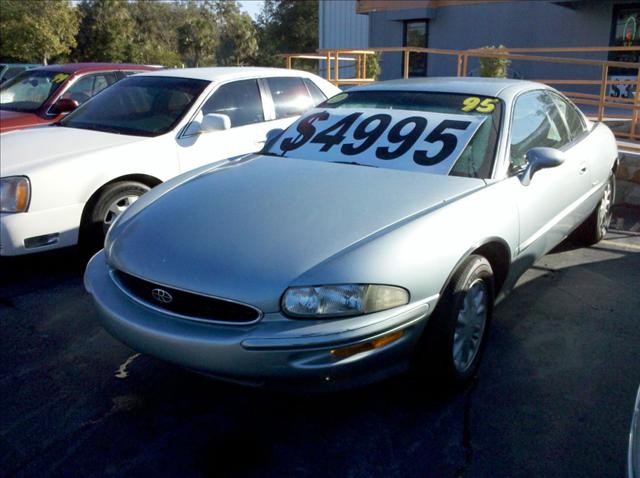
[238,0,265,20]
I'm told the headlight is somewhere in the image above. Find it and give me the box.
[282,284,409,318]
[0,176,30,213]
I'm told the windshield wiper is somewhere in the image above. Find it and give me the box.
[331,160,377,168]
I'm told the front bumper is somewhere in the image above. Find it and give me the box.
[84,251,438,389]
[0,203,83,256]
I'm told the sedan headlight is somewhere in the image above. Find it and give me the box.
[0,176,30,213]
[282,284,409,318]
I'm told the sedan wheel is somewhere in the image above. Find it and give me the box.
[103,194,140,233]
[453,278,488,374]
[81,181,150,254]
[414,254,494,389]
[575,173,615,245]
[597,177,613,238]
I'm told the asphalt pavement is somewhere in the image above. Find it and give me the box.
[1,207,639,478]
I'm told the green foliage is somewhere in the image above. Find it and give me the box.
[128,0,182,67]
[215,1,258,66]
[478,45,511,78]
[365,53,381,80]
[176,0,218,67]
[73,0,135,63]
[0,0,321,72]
[0,0,79,64]
[256,0,319,70]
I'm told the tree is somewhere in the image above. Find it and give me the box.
[215,1,258,66]
[256,0,318,68]
[128,0,182,67]
[73,0,135,62]
[177,0,218,67]
[0,0,79,64]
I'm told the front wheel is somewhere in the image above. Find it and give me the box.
[81,181,150,253]
[413,255,494,390]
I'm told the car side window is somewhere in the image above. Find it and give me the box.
[509,90,571,172]
[60,72,119,105]
[202,79,264,128]
[548,91,587,141]
[265,77,314,119]
[303,78,327,106]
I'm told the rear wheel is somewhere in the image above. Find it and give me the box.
[413,255,494,390]
[575,173,615,245]
[81,181,149,253]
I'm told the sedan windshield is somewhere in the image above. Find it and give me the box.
[58,76,209,137]
[318,90,503,178]
[0,69,69,112]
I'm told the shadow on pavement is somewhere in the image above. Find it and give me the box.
[2,242,639,477]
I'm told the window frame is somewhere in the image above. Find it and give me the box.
[199,78,267,129]
[303,78,328,106]
[260,76,314,121]
[402,20,429,77]
[45,70,121,117]
[180,77,271,138]
[546,90,589,143]
[505,88,575,177]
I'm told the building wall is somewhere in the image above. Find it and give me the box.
[319,0,369,78]
[365,1,616,81]
[427,1,613,81]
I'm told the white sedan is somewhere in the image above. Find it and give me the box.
[0,67,340,256]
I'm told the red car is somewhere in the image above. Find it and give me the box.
[0,63,160,133]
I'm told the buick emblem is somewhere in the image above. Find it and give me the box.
[151,288,173,304]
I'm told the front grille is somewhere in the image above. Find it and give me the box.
[112,269,261,324]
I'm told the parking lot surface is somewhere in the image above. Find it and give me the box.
[1,207,639,477]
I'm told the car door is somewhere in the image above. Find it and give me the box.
[176,78,270,172]
[548,91,605,217]
[261,76,317,133]
[57,72,119,106]
[48,72,120,116]
[508,90,591,258]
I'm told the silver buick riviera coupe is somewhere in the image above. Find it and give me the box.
[85,78,618,390]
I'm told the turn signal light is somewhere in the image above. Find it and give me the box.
[330,330,404,359]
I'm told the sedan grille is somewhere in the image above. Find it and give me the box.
[111,269,261,324]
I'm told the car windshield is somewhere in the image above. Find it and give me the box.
[266,90,502,178]
[58,76,209,137]
[0,69,69,112]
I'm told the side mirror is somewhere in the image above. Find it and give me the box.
[520,147,565,186]
[200,113,230,133]
[264,128,284,150]
[52,98,79,115]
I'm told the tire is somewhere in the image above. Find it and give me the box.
[81,181,150,253]
[413,254,494,390]
[575,173,615,246]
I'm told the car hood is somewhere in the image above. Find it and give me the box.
[0,109,45,133]
[107,155,486,312]
[0,126,148,176]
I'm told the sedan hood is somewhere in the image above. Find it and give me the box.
[0,126,147,176]
[107,156,485,312]
[0,109,46,133]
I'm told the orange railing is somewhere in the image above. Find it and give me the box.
[281,46,640,149]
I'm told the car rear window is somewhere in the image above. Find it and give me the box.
[268,90,503,179]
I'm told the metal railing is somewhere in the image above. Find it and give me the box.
[281,46,640,151]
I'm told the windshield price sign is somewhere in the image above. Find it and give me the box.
[269,108,486,174]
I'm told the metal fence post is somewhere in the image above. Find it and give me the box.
[403,49,410,79]
[598,64,608,122]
